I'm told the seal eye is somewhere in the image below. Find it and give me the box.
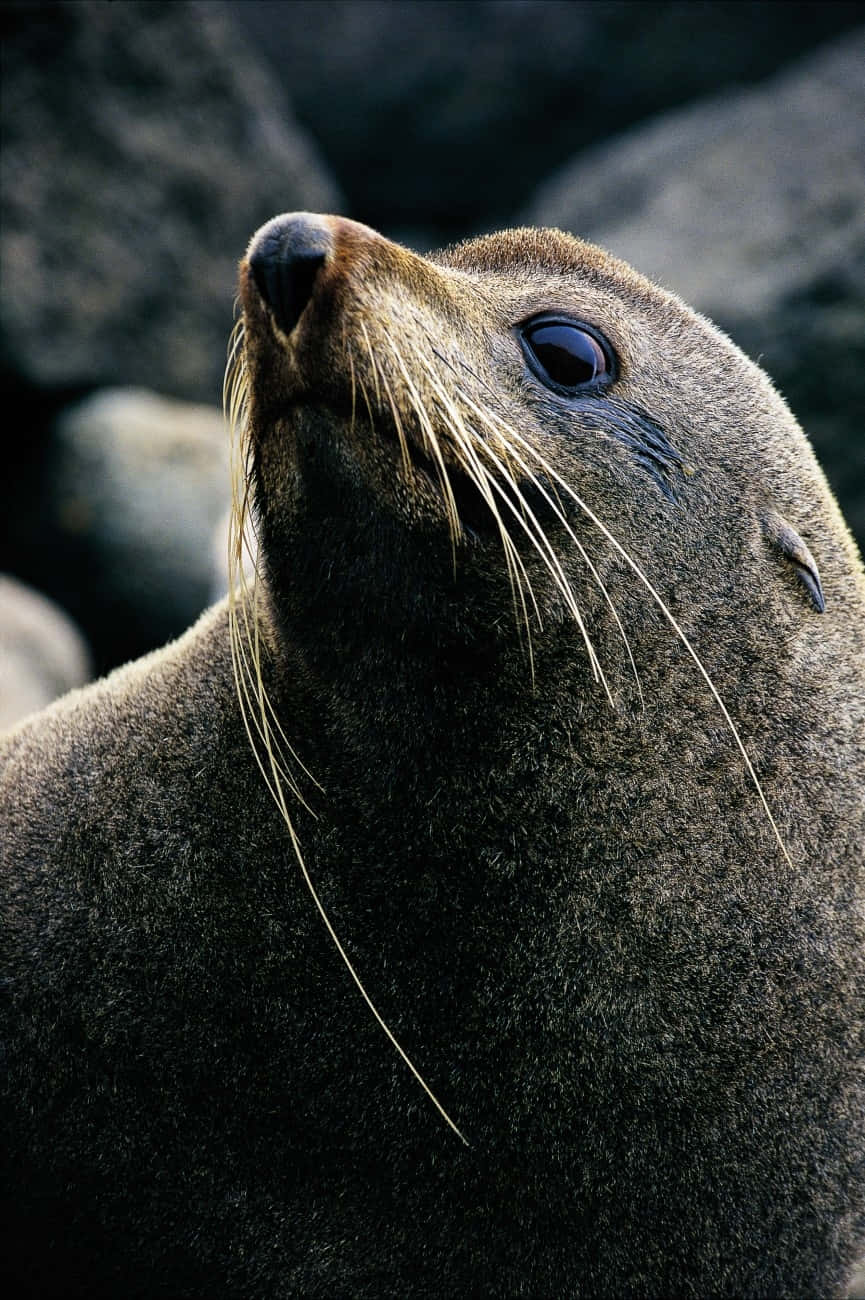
[520,319,612,391]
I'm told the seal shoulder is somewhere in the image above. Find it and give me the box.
[2,600,230,794]
[0,601,254,944]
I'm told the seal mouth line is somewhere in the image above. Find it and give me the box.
[384,324,556,673]
[369,323,539,668]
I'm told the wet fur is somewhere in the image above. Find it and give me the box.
[2,219,864,1298]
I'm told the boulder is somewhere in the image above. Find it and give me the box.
[0,575,91,730]
[4,388,231,673]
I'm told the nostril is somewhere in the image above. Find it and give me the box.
[251,251,325,336]
[247,214,333,335]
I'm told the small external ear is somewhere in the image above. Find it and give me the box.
[762,511,825,613]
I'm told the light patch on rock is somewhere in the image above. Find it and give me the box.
[0,576,92,730]
[53,387,230,632]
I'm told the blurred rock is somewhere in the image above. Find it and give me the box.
[54,387,230,623]
[1,0,341,404]
[210,507,258,605]
[3,388,230,674]
[229,0,864,246]
[1,0,336,673]
[523,33,865,551]
[849,1256,865,1299]
[0,575,92,731]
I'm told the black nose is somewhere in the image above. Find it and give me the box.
[247,213,333,335]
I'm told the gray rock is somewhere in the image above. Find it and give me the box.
[0,575,91,731]
[1,0,341,404]
[523,33,865,551]
[49,387,230,657]
[849,1256,865,1299]
[523,35,865,321]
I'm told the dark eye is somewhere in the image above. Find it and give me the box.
[520,319,612,392]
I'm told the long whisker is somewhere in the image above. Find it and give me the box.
[427,344,641,699]
[459,389,645,709]
[416,348,618,698]
[379,327,463,562]
[379,323,538,645]
[360,320,412,482]
[348,345,358,436]
[224,333,319,807]
[401,341,541,674]
[223,323,468,1147]
[476,439,616,704]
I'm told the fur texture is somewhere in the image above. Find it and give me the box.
[2,216,864,1298]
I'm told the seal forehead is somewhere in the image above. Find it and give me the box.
[434,226,596,274]
[432,225,698,344]
[433,225,645,294]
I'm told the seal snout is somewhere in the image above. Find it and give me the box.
[247,212,334,336]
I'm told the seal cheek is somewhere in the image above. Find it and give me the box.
[762,510,826,613]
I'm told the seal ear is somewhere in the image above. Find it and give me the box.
[762,511,825,613]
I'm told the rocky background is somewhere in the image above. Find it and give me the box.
[2,0,864,726]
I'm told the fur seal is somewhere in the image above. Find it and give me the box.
[2,213,864,1299]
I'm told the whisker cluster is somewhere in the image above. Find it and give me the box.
[373,327,789,867]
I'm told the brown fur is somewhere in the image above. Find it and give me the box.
[2,215,864,1298]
